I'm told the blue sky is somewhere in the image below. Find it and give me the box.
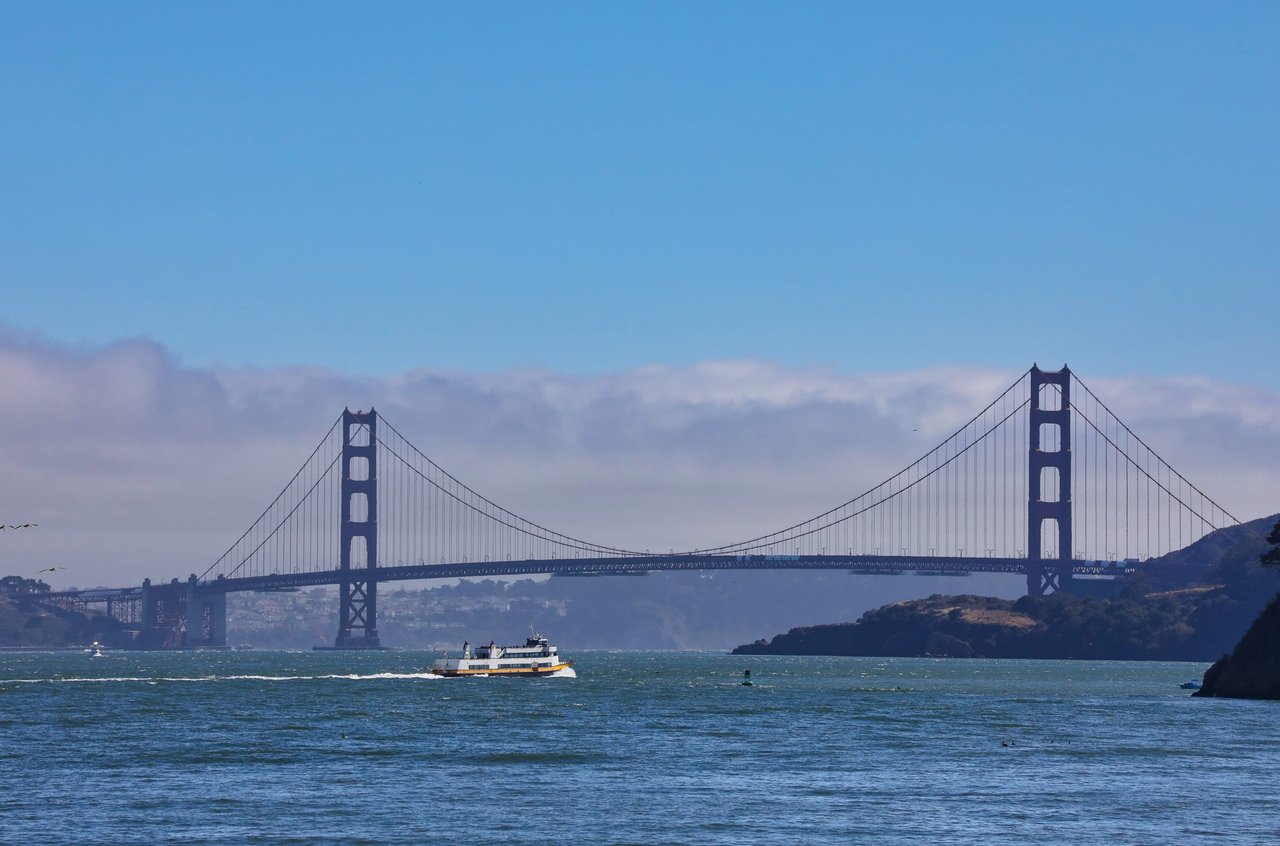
[2,2,1277,384]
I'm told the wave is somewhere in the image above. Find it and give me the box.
[469,750,602,764]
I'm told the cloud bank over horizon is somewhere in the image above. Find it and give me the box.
[2,330,1276,588]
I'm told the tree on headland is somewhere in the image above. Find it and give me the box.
[0,575,51,595]
[1261,520,1280,569]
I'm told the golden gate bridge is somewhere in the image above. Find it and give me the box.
[31,365,1241,649]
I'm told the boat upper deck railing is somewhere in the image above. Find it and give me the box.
[475,646,556,658]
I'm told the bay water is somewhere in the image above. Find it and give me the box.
[2,650,1277,844]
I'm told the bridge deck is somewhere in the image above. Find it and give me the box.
[32,554,1134,602]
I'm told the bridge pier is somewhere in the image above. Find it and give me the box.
[131,576,227,649]
[135,578,190,648]
[184,575,227,648]
[140,578,155,635]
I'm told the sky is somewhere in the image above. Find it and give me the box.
[1,4,1278,586]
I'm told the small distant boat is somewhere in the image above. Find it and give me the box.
[431,633,573,678]
[1179,680,1202,690]
[89,641,104,658]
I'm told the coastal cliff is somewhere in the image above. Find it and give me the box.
[1195,596,1280,699]
[1195,519,1280,699]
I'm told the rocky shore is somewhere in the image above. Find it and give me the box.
[1195,595,1280,699]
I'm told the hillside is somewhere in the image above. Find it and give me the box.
[0,594,124,648]
[735,519,1280,661]
[1135,515,1278,590]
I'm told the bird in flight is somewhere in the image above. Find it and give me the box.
[2,523,38,530]
[38,566,63,573]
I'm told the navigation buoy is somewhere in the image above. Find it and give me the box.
[741,669,753,686]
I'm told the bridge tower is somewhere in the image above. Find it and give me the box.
[334,408,381,648]
[1026,365,1073,595]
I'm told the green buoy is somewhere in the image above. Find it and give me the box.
[741,669,753,686]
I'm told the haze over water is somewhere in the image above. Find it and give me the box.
[3,650,1276,844]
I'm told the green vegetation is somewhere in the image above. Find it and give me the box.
[735,522,1280,661]
[0,575,52,595]
[1263,520,1280,568]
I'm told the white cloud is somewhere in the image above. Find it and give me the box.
[1,330,1276,587]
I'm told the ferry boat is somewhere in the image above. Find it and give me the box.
[431,633,573,678]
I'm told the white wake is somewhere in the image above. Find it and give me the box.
[0,672,444,685]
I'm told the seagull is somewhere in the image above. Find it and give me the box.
[38,566,63,573]
[3,523,38,530]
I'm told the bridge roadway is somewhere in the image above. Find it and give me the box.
[34,554,1135,603]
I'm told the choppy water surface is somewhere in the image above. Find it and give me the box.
[2,651,1277,844]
